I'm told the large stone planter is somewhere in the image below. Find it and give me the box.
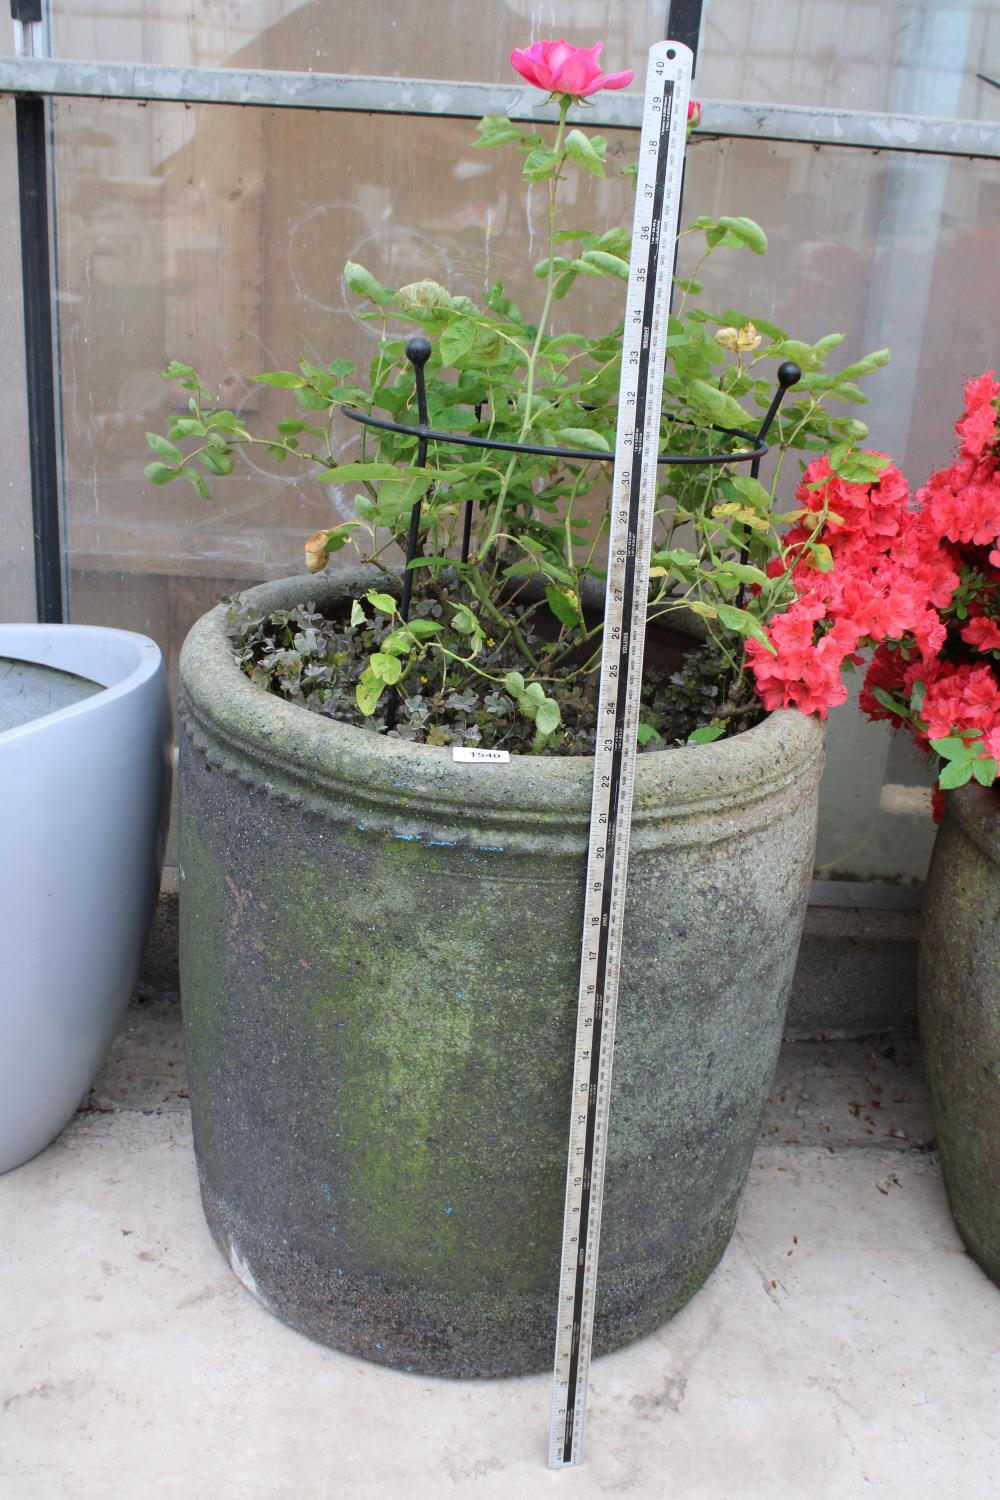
[919,783,1000,1285]
[179,571,825,1376]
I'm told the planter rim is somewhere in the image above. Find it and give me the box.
[943,781,1000,866]
[180,569,825,844]
[0,623,163,747]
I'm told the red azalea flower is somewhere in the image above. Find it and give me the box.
[961,611,1000,654]
[510,40,634,98]
[740,370,1000,795]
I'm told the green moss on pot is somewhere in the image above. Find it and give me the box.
[919,783,1000,1283]
[179,569,825,1376]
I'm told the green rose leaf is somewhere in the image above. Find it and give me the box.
[716,216,768,255]
[595,226,630,255]
[180,465,212,501]
[534,699,561,738]
[474,114,524,148]
[439,318,478,365]
[315,463,405,483]
[344,261,393,305]
[146,432,184,464]
[144,461,176,485]
[545,585,583,628]
[687,380,752,430]
[369,651,403,684]
[522,147,560,182]
[366,590,398,616]
[714,601,776,652]
[836,348,891,381]
[553,427,611,453]
[565,129,606,177]
[451,603,484,638]
[355,672,383,716]
[726,475,772,511]
[533,256,572,279]
[689,724,725,744]
[251,371,307,389]
[581,250,630,280]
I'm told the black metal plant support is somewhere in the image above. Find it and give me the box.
[344,337,801,731]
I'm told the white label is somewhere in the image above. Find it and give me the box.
[451,746,510,764]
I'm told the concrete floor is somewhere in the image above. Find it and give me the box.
[2,1004,998,1500]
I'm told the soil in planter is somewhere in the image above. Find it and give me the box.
[225,575,764,755]
[0,657,102,734]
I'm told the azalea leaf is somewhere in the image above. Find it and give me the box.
[973,756,998,787]
[938,757,973,790]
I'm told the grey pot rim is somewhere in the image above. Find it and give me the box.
[180,569,825,845]
[943,781,1000,866]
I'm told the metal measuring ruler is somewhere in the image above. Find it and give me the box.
[548,39,693,1470]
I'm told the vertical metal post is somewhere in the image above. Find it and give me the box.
[12,0,64,623]
[665,0,705,73]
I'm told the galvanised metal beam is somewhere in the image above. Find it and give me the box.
[0,55,998,159]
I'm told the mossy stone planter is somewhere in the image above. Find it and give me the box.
[179,570,825,1376]
[919,783,1000,1284]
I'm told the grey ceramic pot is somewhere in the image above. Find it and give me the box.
[919,783,1000,1285]
[0,624,170,1174]
[178,570,824,1376]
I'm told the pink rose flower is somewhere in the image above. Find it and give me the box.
[510,40,634,98]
